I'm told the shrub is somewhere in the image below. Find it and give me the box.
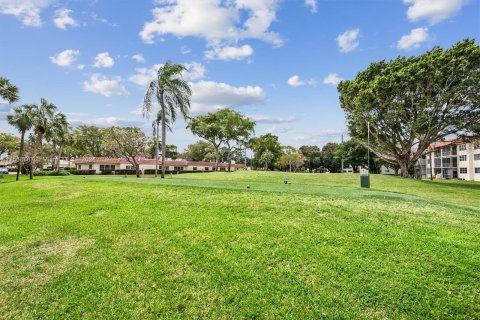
[33,170,70,176]
[70,170,96,175]
[114,169,139,175]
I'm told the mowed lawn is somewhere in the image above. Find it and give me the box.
[0,172,479,319]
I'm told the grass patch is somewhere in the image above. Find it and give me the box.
[0,172,479,319]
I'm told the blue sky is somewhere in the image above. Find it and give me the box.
[1,0,479,150]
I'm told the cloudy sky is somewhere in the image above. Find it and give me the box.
[1,0,479,149]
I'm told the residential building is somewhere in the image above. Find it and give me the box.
[74,157,245,174]
[418,138,480,181]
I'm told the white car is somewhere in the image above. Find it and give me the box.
[0,167,9,174]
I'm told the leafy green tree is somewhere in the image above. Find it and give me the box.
[259,150,274,170]
[183,140,216,161]
[320,142,341,173]
[299,145,321,172]
[188,112,225,171]
[143,62,192,178]
[0,133,20,158]
[215,109,255,171]
[252,133,282,170]
[7,106,33,180]
[107,127,148,178]
[277,146,303,172]
[27,99,57,179]
[339,39,480,177]
[335,139,385,173]
[0,77,19,103]
[72,126,108,157]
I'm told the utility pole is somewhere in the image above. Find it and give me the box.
[367,122,370,173]
[341,134,344,173]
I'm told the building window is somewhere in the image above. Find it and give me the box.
[100,164,115,171]
[126,165,134,169]
[474,154,480,161]
[474,142,480,150]
[459,168,468,174]
[205,167,209,171]
[475,168,480,174]
[459,155,467,161]
[77,165,81,169]
[459,144,467,151]
[89,165,93,169]
[193,167,197,171]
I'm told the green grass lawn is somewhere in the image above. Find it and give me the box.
[0,172,479,319]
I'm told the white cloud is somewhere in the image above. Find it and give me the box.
[0,0,54,27]
[139,0,283,47]
[323,73,344,86]
[129,62,206,86]
[205,44,254,61]
[404,0,468,25]
[287,75,315,87]
[190,80,265,113]
[305,0,317,13]
[131,54,145,63]
[82,74,129,97]
[53,8,77,30]
[50,49,80,67]
[92,52,115,68]
[397,27,430,50]
[248,114,296,123]
[66,112,144,127]
[336,28,360,53]
[268,125,290,134]
[294,128,346,145]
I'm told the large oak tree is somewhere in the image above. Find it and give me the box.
[339,39,480,177]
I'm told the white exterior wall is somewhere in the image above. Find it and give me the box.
[473,142,480,181]
[458,143,472,180]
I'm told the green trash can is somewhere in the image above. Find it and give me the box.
[360,169,370,188]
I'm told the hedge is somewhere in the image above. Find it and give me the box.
[113,169,139,175]
[70,170,96,175]
[33,170,70,176]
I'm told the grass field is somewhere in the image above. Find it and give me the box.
[0,172,479,319]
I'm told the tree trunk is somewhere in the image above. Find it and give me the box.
[16,131,25,181]
[155,122,159,178]
[227,144,232,172]
[160,98,166,179]
[135,163,141,178]
[30,133,41,180]
[399,159,413,178]
[51,144,56,169]
[214,145,219,172]
[56,144,64,171]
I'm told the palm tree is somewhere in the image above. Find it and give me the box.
[28,98,57,179]
[49,113,69,171]
[151,112,172,177]
[143,62,192,178]
[0,77,19,103]
[7,106,33,181]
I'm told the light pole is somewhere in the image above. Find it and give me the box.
[360,121,371,188]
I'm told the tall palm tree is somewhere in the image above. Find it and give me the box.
[0,77,19,103]
[7,105,33,181]
[50,113,69,170]
[151,112,172,178]
[28,98,57,179]
[143,61,192,178]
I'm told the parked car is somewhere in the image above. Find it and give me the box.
[0,167,9,174]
